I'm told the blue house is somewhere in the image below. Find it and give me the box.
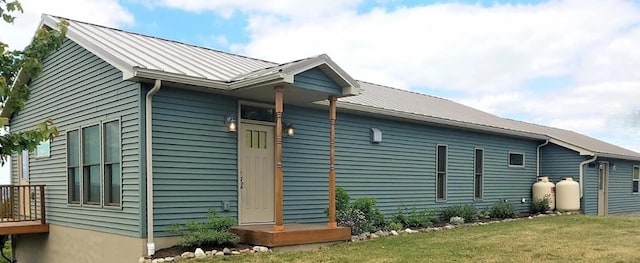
[2,15,639,262]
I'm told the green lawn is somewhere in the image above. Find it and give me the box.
[193,215,640,263]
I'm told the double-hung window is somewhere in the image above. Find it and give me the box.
[436,145,447,201]
[67,120,121,207]
[633,166,639,194]
[474,149,484,199]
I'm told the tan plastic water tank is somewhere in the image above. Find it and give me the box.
[532,176,555,211]
[556,177,580,211]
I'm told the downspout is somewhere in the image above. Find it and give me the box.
[146,80,162,256]
[579,155,598,198]
[536,140,549,178]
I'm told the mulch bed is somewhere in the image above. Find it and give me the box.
[152,243,254,259]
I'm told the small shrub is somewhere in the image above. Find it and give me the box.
[488,200,516,219]
[393,205,434,228]
[337,207,371,235]
[336,187,350,212]
[351,197,387,231]
[530,196,551,214]
[441,204,478,222]
[387,220,402,231]
[168,210,240,247]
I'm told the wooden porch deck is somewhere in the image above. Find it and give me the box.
[230,224,351,247]
[0,185,49,235]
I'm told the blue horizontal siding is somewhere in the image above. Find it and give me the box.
[282,106,540,224]
[151,87,238,236]
[602,158,640,214]
[10,39,141,237]
[293,68,341,95]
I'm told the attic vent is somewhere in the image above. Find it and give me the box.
[370,128,382,143]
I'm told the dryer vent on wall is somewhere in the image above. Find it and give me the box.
[370,128,382,143]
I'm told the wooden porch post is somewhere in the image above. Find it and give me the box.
[274,86,285,231]
[328,96,337,228]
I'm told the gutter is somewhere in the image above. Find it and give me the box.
[145,79,162,256]
[536,140,550,177]
[579,155,598,198]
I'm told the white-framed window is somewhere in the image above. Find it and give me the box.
[509,152,525,167]
[436,145,447,201]
[474,148,484,200]
[67,119,121,207]
[35,139,51,158]
[633,166,639,194]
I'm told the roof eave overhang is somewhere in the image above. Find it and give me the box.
[132,68,229,90]
[548,138,594,156]
[593,152,640,162]
[228,72,292,90]
[335,101,549,140]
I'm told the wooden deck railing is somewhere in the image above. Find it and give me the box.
[0,185,46,225]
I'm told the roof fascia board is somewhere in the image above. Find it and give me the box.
[335,101,548,140]
[42,15,135,80]
[228,72,291,90]
[133,68,229,90]
[548,138,594,156]
[282,56,360,96]
[594,152,640,161]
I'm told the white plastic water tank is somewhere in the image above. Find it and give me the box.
[556,177,580,211]
[532,176,555,211]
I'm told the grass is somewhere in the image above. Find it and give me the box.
[192,215,640,263]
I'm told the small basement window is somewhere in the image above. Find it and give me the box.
[509,152,525,167]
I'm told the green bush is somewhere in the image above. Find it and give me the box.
[530,196,551,214]
[337,207,371,235]
[330,187,390,234]
[168,210,240,247]
[441,204,478,222]
[488,200,516,219]
[386,220,403,231]
[351,197,387,231]
[393,205,434,228]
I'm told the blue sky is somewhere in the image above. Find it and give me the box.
[1,0,639,155]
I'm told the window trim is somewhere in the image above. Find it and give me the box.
[66,130,80,205]
[436,144,448,202]
[103,119,123,207]
[474,148,484,200]
[66,118,123,209]
[81,124,102,207]
[35,139,51,158]
[633,165,640,194]
[508,152,525,168]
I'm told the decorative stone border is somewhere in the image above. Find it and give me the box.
[138,212,576,262]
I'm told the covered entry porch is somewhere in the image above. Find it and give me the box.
[228,55,359,246]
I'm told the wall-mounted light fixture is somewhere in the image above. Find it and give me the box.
[611,162,616,171]
[224,114,237,132]
[284,123,295,137]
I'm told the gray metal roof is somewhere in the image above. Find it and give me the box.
[37,15,640,161]
[340,82,640,160]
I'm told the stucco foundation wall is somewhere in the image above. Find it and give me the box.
[14,225,146,263]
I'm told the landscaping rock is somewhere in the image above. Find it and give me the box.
[173,256,181,261]
[444,225,455,230]
[479,222,488,226]
[351,235,360,242]
[404,228,419,234]
[138,257,148,263]
[359,233,369,240]
[181,252,195,259]
[450,216,465,225]
[223,248,232,255]
[528,216,533,219]
[195,248,206,258]
[253,246,269,252]
[390,230,399,236]
[232,251,241,255]
[151,259,159,263]
[370,233,379,239]
[163,257,174,262]
[156,259,165,263]
[240,248,251,254]
[215,251,224,256]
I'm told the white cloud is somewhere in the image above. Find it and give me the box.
[141,0,640,152]
[0,0,134,50]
